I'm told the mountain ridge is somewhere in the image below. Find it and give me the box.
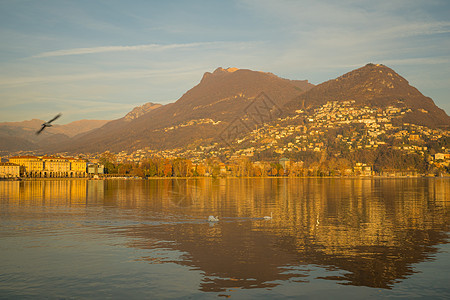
[285,63,449,128]
[3,64,449,155]
[0,119,110,152]
[54,67,312,153]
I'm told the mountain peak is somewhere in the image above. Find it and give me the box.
[201,67,242,83]
[124,102,162,121]
[287,63,449,128]
[331,63,410,94]
[213,67,240,74]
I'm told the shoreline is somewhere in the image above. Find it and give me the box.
[2,175,449,181]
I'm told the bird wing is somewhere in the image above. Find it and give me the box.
[36,125,46,135]
[48,113,62,123]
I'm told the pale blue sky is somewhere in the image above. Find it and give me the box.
[1,0,449,123]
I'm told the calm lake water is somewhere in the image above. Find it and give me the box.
[0,178,449,299]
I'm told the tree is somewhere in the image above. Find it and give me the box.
[99,151,118,174]
[118,163,133,174]
[163,159,173,177]
[132,166,145,178]
[196,164,206,176]
[141,158,158,177]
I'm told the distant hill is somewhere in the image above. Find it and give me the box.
[285,63,450,128]
[49,119,110,137]
[0,118,109,152]
[67,101,164,143]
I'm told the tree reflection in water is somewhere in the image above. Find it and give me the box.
[1,178,448,293]
[100,178,449,291]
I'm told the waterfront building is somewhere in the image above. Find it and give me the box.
[8,156,87,178]
[68,158,88,177]
[0,162,20,178]
[9,156,43,177]
[87,163,104,175]
[42,156,71,177]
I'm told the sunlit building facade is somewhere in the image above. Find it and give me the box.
[9,156,43,176]
[9,156,87,178]
[0,162,20,178]
[68,158,88,177]
[87,163,104,175]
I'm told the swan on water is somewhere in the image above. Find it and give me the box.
[208,215,219,222]
[263,212,273,220]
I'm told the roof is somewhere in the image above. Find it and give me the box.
[9,155,86,161]
[0,162,19,166]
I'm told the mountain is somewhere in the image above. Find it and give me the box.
[285,63,450,128]
[48,119,110,137]
[57,68,313,153]
[5,64,449,155]
[0,119,109,152]
[0,134,37,152]
[67,101,164,143]
[123,102,163,121]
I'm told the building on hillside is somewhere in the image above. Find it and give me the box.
[434,153,450,161]
[0,162,20,178]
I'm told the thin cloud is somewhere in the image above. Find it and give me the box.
[0,67,206,87]
[32,41,257,58]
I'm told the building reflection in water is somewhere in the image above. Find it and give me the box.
[1,180,88,206]
[0,178,448,292]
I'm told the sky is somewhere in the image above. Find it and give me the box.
[0,0,449,123]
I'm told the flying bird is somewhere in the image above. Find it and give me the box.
[36,113,62,135]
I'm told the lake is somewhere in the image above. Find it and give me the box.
[0,178,449,299]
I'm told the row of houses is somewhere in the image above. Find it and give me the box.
[0,156,104,178]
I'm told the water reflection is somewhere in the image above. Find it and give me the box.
[1,178,449,293]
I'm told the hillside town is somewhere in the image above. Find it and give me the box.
[100,100,450,177]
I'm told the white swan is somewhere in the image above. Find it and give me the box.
[208,215,219,222]
[263,212,273,220]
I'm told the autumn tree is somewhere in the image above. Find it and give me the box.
[99,151,118,174]
[195,163,206,176]
[141,158,158,177]
[163,159,173,177]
